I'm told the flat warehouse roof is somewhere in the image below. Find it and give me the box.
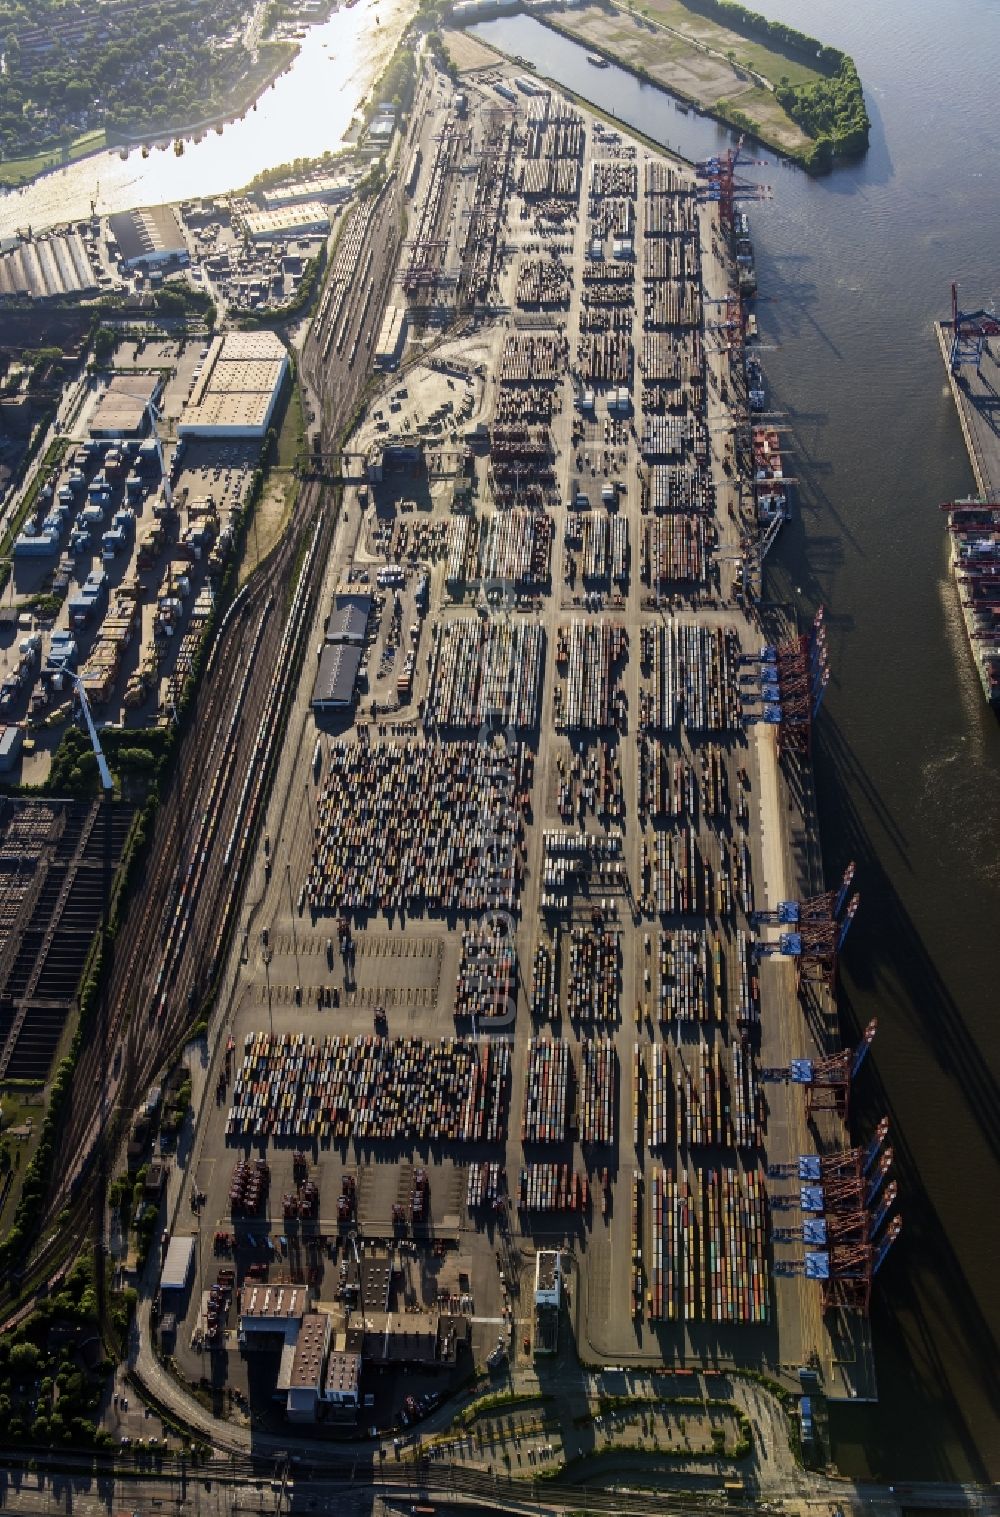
[243,203,330,237]
[204,359,286,395]
[109,205,185,263]
[290,1314,329,1387]
[217,331,287,362]
[89,374,159,435]
[241,1283,308,1320]
[180,394,275,431]
[160,1235,195,1292]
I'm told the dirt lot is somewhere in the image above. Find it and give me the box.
[442,27,505,74]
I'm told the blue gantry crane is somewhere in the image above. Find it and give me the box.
[948,282,1000,375]
[751,861,858,990]
[770,1120,901,1314]
[761,1016,877,1121]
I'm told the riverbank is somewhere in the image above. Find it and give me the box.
[0,130,108,192]
[0,0,412,239]
[0,45,299,195]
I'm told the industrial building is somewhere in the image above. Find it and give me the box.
[533,1249,561,1355]
[234,1277,466,1423]
[0,231,98,300]
[323,1350,361,1408]
[261,175,353,210]
[282,1313,332,1423]
[0,726,23,774]
[359,104,397,158]
[326,593,372,646]
[160,1235,196,1297]
[311,641,363,712]
[109,205,187,269]
[89,373,161,438]
[179,330,289,439]
[241,203,331,242]
[374,305,408,369]
[355,1310,468,1367]
[238,1283,309,1346]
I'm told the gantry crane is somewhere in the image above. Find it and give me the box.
[948,282,1000,374]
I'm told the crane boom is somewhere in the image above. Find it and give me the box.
[60,669,114,793]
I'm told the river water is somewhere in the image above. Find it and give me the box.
[0,0,410,238]
[471,2,1000,1483]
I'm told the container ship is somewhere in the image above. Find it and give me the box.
[941,498,1000,704]
[753,425,790,526]
[734,211,756,296]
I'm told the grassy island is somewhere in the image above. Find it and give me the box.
[469,0,869,173]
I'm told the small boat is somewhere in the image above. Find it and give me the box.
[746,313,757,339]
[587,53,609,68]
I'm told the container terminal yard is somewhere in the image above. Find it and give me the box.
[936,284,1000,705]
[0,59,904,1465]
[125,58,905,1439]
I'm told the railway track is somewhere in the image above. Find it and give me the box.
[1,168,412,1320]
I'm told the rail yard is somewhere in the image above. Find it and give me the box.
[0,54,902,1459]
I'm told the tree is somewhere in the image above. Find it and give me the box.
[92,327,116,365]
[9,1341,41,1375]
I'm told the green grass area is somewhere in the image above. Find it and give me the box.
[0,129,107,188]
[724,37,817,89]
[277,380,306,471]
[639,0,820,88]
[716,82,795,137]
[456,1390,552,1426]
[0,1085,46,1233]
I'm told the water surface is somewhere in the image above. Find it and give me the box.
[0,0,409,237]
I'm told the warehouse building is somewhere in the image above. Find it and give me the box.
[326,593,372,646]
[238,1283,309,1347]
[374,304,408,369]
[354,1310,469,1368]
[311,641,363,712]
[109,205,187,269]
[0,230,98,300]
[89,373,161,438]
[160,1235,196,1298]
[281,1313,332,1423]
[261,175,353,210]
[179,330,288,438]
[323,1349,361,1408]
[241,202,331,242]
